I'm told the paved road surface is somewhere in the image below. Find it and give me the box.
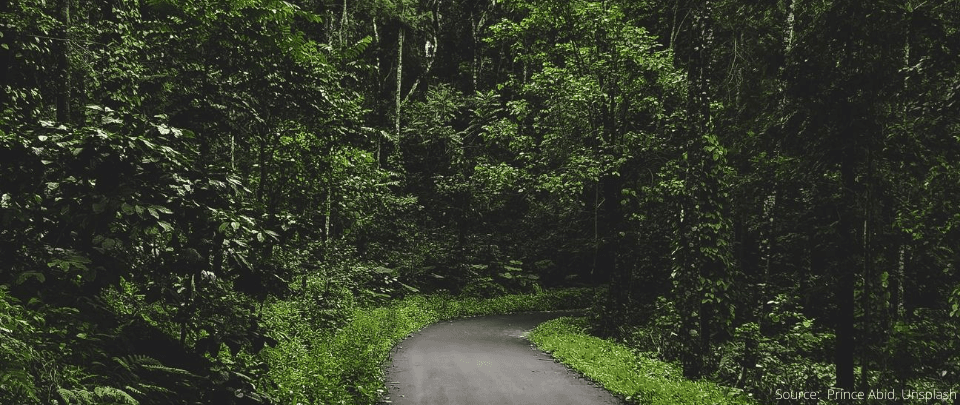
[380,311,624,405]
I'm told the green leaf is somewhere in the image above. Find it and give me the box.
[16,271,45,284]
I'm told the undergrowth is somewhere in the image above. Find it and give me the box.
[258,287,599,405]
[528,316,757,405]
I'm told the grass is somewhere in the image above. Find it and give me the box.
[527,317,757,405]
[259,287,599,405]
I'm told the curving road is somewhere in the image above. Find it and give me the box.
[380,310,625,405]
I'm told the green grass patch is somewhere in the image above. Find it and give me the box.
[259,287,598,405]
[528,317,757,405]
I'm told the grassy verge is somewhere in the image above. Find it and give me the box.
[527,317,757,405]
[258,288,598,405]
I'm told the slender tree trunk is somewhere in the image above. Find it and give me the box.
[56,0,71,124]
[327,10,334,45]
[395,26,403,143]
[783,0,795,53]
[591,182,599,278]
[894,245,906,319]
[471,20,479,92]
[373,16,382,167]
[669,0,681,50]
[325,185,332,241]
[778,0,795,98]
[471,6,488,93]
[257,137,267,203]
[340,0,348,47]
[889,21,911,389]
[759,191,776,314]
[892,14,910,325]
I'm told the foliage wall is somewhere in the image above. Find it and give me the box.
[2,0,959,403]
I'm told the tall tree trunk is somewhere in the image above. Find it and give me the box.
[891,10,911,325]
[373,15,382,167]
[471,20,479,92]
[470,5,489,93]
[778,0,795,101]
[340,0,348,47]
[327,10,335,45]
[675,0,723,380]
[56,0,71,124]
[395,26,403,144]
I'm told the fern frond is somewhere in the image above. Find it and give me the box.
[124,385,144,396]
[94,386,139,405]
[112,356,133,373]
[132,382,173,395]
[127,354,162,366]
[140,362,195,376]
[57,387,95,405]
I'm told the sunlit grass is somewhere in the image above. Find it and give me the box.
[528,317,757,405]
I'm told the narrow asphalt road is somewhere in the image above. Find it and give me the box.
[380,310,625,405]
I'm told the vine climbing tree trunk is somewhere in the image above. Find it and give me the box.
[673,0,732,380]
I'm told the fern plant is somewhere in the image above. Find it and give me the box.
[0,286,42,404]
[57,385,138,405]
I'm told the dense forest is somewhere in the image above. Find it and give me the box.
[2,0,959,404]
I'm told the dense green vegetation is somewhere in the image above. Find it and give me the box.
[262,287,598,405]
[2,0,959,404]
[529,316,755,405]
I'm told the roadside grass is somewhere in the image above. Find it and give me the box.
[259,288,599,405]
[528,317,757,405]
